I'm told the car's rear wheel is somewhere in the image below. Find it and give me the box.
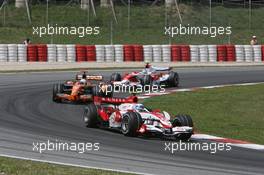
[83,103,99,128]
[172,114,193,141]
[110,73,122,81]
[121,112,143,137]
[168,72,179,87]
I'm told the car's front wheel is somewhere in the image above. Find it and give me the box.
[52,83,64,102]
[142,75,152,86]
[172,114,193,127]
[172,114,193,141]
[92,84,113,97]
[121,112,142,137]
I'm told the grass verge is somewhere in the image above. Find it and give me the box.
[143,84,264,144]
[0,156,133,175]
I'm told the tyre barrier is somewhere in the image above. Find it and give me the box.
[208,45,217,62]
[0,44,8,62]
[86,45,96,62]
[37,44,48,62]
[76,45,86,62]
[143,45,152,62]
[190,45,199,62]
[217,45,227,62]
[123,45,134,61]
[235,45,245,62]
[162,45,171,62]
[8,44,18,62]
[105,45,115,62]
[56,45,67,62]
[27,44,48,62]
[134,45,144,62]
[17,44,27,62]
[171,45,181,62]
[262,45,264,61]
[114,45,123,62]
[1,44,264,63]
[244,45,253,62]
[152,45,162,62]
[27,45,38,62]
[253,45,262,62]
[199,45,209,62]
[47,44,56,62]
[95,45,105,62]
[181,45,190,62]
[66,44,76,62]
[226,45,236,62]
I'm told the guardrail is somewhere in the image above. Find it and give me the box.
[0,44,263,63]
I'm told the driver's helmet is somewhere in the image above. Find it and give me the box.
[80,78,87,85]
[134,104,145,112]
[145,62,151,68]
[82,71,87,79]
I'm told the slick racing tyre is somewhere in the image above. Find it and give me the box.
[110,73,122,81]
[92,84,113,97]
[121,112,143,137]
[52,83,64,102]
[142,75,152,86]
[173,114,193,127]
[172,114,193,141]
[168,72,179,87]
[83,103,99,128]
[92,85,101,96]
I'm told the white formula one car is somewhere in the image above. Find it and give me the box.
[110,64,179,89]
[83,96,193,140]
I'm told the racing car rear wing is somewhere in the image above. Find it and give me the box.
[151,66,172,72]
[94,96,138,105]
[76,74,103,81]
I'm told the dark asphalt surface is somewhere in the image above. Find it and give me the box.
[0,67,264,175]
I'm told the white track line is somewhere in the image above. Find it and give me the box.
[0,154,147,175]
[191,134,264,151]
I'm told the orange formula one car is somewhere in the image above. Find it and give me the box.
[52,72,112,103]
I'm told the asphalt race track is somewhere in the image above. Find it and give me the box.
[1,67,264,175]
